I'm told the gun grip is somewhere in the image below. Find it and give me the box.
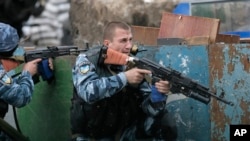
[152,77,161,85]
[38,59,54,82]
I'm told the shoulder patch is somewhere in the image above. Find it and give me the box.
[0,71,12,85]
[79,61,91,74]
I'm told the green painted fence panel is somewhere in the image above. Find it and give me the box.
[17,57,74,141]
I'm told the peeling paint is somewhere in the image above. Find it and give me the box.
[211,44,250,141]
[136,44,250,141]
[179,55,190,75]
[150,45,210,141]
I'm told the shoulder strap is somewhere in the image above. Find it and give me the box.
[84,46,102,57]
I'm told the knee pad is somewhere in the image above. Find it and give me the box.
[159,112,178,140]
[149,112,177,141]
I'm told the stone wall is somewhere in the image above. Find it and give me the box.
[69,0,177,48]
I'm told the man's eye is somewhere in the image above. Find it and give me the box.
[121,39,127,43]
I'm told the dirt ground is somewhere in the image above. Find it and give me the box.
[69,0,177,48]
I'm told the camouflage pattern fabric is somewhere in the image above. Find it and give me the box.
[0,22,33,108]
[0,22,34,141]
[0,64,34,108]
[0,22,19,53]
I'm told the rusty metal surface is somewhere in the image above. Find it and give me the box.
[216,34,240,44]
[158,12,220,44]
[209,43,250,141]
[131,26,159,46]
[137,45,211,141]
[138,44,250,141]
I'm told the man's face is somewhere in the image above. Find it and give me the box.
[105,28,133,55]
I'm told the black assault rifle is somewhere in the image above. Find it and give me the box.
[99,46,234,106]
[132,57,234,106]
[24,46,86,62]
[11,46,87,83]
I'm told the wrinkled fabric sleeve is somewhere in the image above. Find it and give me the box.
[72,54,127,104]
[0,70,34,108]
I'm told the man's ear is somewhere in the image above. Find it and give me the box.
[103,40,110,47]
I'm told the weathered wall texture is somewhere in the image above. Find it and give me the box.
[69,0,176,48]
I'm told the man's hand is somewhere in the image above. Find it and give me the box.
[48,58,54,70]
[23,58,42,76]
[124,68,151,85]
[155,80,171,95]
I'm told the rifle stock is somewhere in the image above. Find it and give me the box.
[98,46,129,65]
[98,46,234,106]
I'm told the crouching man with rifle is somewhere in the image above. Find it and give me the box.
[70,21,177,141]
